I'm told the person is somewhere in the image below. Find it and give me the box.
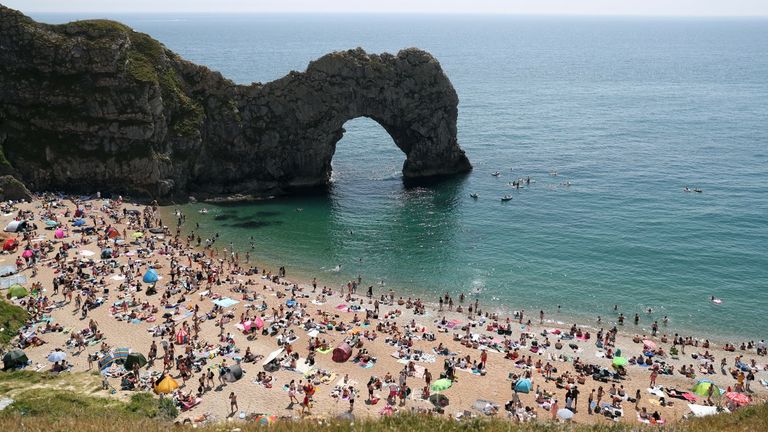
[288,380,299,406]
[302,382,314,414]
[229,391,238,415]
[480,349,488,369]
[550,398,559,420]
[587,389,594,415]
[650,369,658,387]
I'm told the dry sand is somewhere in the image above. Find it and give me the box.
[3,196,765,426]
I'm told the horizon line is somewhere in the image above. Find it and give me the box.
[20,10,768,18]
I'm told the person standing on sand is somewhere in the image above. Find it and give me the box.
[650,368,658,388]
[424,368,432,387]
[551,399,559,420]
[288,380,299,407]
[588,389,594,414]
[229,391,238,415]
[480,349,488,369]
[301,382,314,414]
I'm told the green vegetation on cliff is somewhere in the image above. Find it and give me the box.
[0,301,27,346]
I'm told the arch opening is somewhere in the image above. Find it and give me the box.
[329,117,406,187]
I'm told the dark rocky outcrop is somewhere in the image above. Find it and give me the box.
[0,6,471,201]
[0,175,33,201]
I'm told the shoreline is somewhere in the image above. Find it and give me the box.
[157,203,761,346]
[3,194,764,427]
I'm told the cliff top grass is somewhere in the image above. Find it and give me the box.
[0,301,27,346]
[0,371,765,432]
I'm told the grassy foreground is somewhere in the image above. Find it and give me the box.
[0,371,765,432]
[0,301,27,346]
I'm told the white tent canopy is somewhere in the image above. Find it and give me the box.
[262,348,284,366]
[4,220,26,232]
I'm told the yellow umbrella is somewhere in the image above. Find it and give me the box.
[154,375,179,394]
[131,232,144,239]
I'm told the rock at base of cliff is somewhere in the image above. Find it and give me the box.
[0,176,34,201]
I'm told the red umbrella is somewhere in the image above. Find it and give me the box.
[3,238,17,251]
[724,392,750,406]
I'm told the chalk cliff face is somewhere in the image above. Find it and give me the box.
[0,6,471,200]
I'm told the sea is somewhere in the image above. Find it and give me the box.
[31,13,768,341]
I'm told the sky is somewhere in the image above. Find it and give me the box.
[2,0,767,16]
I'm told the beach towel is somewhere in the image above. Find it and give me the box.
[212,297,239,308]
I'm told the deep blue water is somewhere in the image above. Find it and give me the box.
[32,13,768,340]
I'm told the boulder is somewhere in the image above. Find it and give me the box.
[0,175,33,201]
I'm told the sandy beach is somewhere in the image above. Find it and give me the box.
[2,194,765,426]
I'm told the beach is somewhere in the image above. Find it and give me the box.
[2,195,765,426]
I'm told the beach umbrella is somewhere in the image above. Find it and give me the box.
[124,352,147,370]
[286,299,296,307]
[73,219,86,227]
[430,378,453,392]
[254,317,264,330]
[131,231,144,239]
[692,380,721,397]
[254,415,277,425]
[643,340,657,350]
[154,375,179,394]
[54,228,65,239]
[514,378,532,394]
[113,347,130,361]
[557,408,574,420]
[263,348,284,366]
[2,349,28,370]
[143,269,159,284]
[429,393,450,408]
[7,284,27,299]
[2,238,17,251]
[98,353,116,370]
[724,392,750,407]
[101,248,113,259]
[47,351,67,363]
[21,249,33,258]
[612,356,628,367]
[106,227,120,239]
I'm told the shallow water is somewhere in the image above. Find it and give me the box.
[34,13,768,340]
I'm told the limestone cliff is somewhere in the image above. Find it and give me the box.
[0,6,471,200]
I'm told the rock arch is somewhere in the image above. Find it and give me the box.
[236,48,472,189]
[0,6,472,200]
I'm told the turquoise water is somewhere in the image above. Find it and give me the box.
[34,13,768,340]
